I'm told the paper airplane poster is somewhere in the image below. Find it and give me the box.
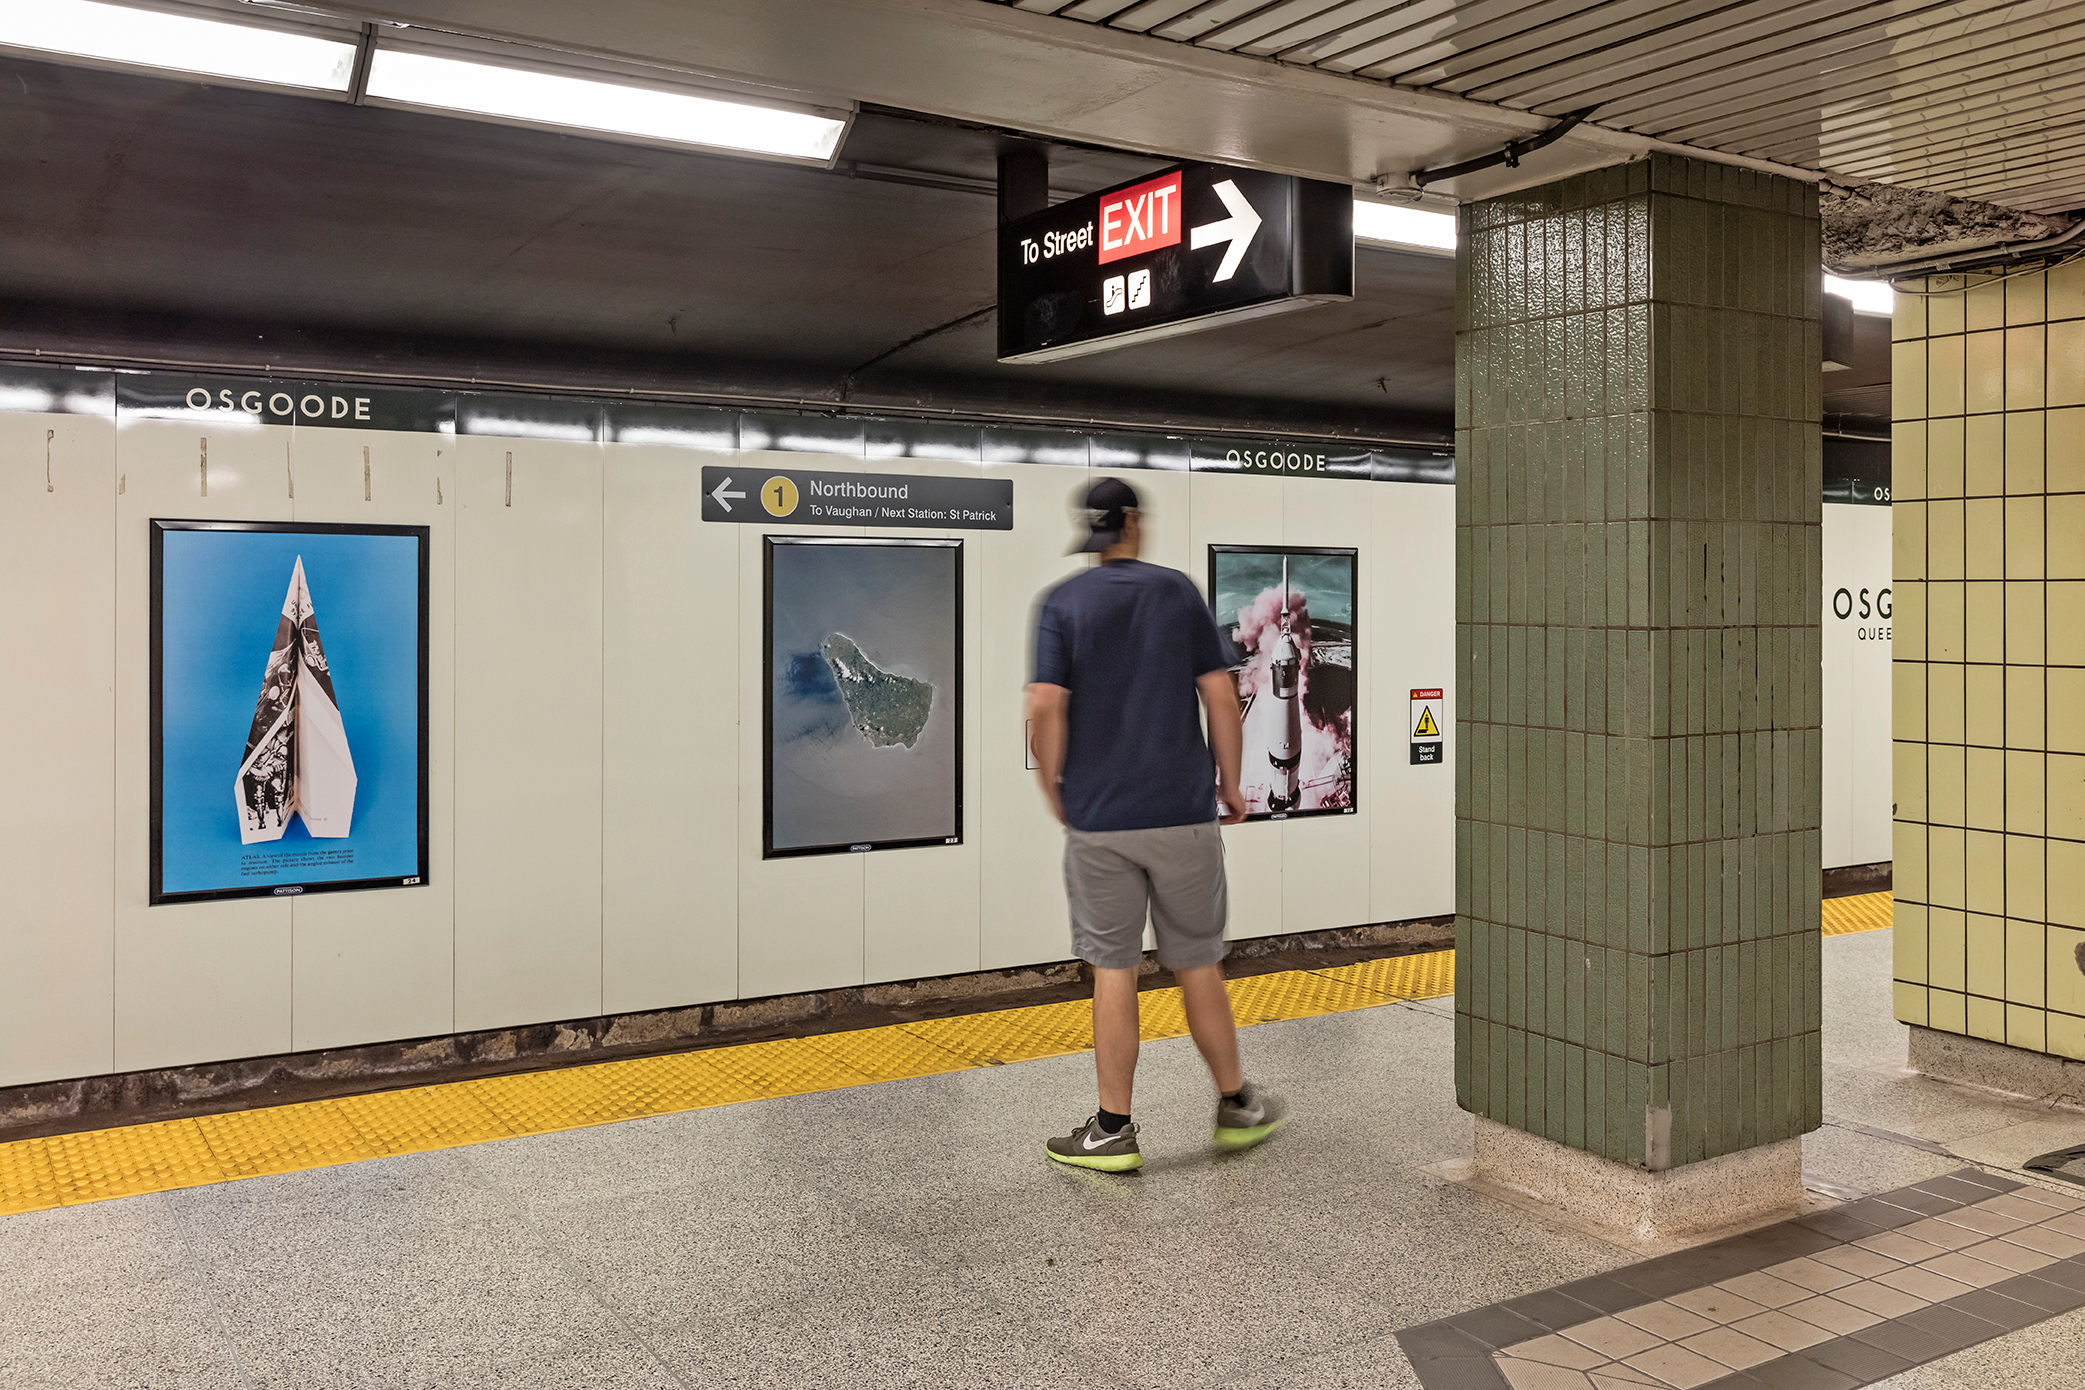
[152,520,429,904]
[235,557,358,844]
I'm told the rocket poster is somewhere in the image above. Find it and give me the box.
[1208,545,1357,821]
[151,520,429,904]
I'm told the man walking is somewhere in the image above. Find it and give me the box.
[1026,476,1287,1173]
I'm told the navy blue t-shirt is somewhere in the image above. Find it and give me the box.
[1032,559,1232,833]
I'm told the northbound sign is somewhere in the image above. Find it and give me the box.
[700,465,1012,529]
[998,162,1353,365]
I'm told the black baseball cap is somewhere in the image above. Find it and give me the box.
[1070,476,1140,554]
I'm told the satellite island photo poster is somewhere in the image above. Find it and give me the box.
[765,537,961,857]
[1209,546,1358,820]
[152,521,429,903]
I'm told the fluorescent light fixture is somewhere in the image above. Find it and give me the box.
[0,385,53,412]
[364,50,847,162]
[1353,201,1457,254]
[0,0,354,90]
[1824,274,1893,315]
[462,416,596,442]
[614,425,737,450]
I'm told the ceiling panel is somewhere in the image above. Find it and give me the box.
[992,0,2085,212]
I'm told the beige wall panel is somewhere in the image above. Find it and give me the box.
[1122,465,1195,575]
[979,462,1087,971]
[452,435,603,1032]
[1278,476,1374,934]
[735,482,866,997]
[114,416,294,1071]
[601,446,739,1013]
[285,425,455,1053]
[1846,508,1896,866]
[1821,505,1854,872]
[1368,482,1457,926]
[0,408,116,1086]
[853,455,983,985]
[1190,472,1283,940]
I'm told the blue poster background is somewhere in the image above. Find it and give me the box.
[159,528,422,894]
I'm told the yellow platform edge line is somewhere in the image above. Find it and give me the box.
[0,898,1872,1217]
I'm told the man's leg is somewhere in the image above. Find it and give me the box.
[1045,830,1151,1171]
[1092,966,1141,1114]
[1174,963,1242,1096]
[1144,823,1288,1149]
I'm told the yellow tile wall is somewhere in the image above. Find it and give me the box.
[1894,267,2085,1060]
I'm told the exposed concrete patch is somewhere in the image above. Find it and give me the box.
[1466,1115,1805,1243]
[1909,1026,2085,1114]
[1823,180,2068,272]
[0,914,1454,1143]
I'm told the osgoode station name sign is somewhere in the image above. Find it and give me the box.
[998,162,1354,364]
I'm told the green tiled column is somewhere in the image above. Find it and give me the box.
[1453,154,1825,1170]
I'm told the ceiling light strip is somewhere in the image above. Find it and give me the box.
[0,0,356,91]
[361,48,848,164]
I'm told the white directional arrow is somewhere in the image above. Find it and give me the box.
[1189,179,1262,283]
[710,475,746,512]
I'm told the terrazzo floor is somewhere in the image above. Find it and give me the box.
[1,928,2079,1389]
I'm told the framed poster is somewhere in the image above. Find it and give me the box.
[1208,545,1358,820]
[764,536,962,858]
[151,520,430,904]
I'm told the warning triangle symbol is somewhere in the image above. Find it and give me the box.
[1414,707,1439,738]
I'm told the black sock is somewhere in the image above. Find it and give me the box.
[1096,1108,1131,1134]
[1222,1089,1247,1106]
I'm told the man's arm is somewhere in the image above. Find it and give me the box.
[1197,670,1247,825]
[1025,682,1069,825]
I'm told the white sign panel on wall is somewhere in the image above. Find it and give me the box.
[1821,501,1893,869]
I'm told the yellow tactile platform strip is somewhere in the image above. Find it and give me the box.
[1824,889,1893,936]
[0,897,1891,1219]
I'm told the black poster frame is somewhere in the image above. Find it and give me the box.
[150,519,432,905]
[763,535,965,859]
[1207,543,1360,824]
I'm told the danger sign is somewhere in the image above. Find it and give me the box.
[1410,688,1443,766]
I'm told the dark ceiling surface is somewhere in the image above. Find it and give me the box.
[0,56,1459,444]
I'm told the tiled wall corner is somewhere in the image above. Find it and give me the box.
[1894,265,2085,1060]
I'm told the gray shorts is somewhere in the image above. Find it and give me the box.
[1063,821,1229,971]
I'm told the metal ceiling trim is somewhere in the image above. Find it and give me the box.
[1842,123,2085,196]
[1244,1,1423,61]
[1109,0,1221,35]
[1373,0,1737,93]
[1188,0,1386,54]
[1150,0,1295,44]
[1745,61,2085,166]
[1411,0,1739,99]
[1654,41,2085,158]
[1614,4,2085,140]
[1258,0,1486,73]
[1454,0,1911,115]
[1310,0,1568,78]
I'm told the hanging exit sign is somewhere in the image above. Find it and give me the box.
[999,162,1353,365]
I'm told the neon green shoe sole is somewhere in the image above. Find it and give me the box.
[1046,1148,1145,1172]
[1213,1116,1287,1150]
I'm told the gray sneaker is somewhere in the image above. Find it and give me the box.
[1045,1116,1144,1172]
[1213,1082,1288,1150]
